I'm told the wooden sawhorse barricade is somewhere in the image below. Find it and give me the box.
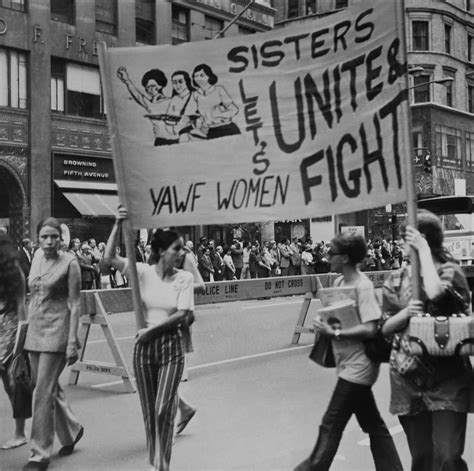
[69,289,136,393]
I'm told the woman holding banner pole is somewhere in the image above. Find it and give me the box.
[381,210,472,471]
[105,208,194,471]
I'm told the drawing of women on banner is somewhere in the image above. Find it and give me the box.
[117,63,240,145]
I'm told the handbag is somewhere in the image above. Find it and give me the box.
[0,309,18,369]
[391,334,435,387]
[364,329,392,363]
[309,331,335,368]
[406,314,474,357]
[7,352,33,419]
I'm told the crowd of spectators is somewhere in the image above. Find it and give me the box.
[191,235,407,281]
[15,233,406,290]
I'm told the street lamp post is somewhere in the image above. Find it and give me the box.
[407,76,454,90]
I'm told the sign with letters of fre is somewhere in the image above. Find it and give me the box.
[100,0,410,229]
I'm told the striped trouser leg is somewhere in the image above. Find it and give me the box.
[134,340,159,467]
[133,331,184,470]
[156,332,184,471]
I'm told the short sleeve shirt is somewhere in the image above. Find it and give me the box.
[332,274,381,386]
[125,262,194,328]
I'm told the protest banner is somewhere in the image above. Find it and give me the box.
[99,0,411,230]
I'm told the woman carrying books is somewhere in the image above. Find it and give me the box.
[295,232,402,471]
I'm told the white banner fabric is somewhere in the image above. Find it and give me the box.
[100,0,410,229]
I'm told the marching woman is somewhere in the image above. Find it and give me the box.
[0,233,28,450]
[381,210,472,471]
[295,232,402,471]
[23,218,83,471]
[104,207,194,471]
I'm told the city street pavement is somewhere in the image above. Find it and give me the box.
[1,296,474,471]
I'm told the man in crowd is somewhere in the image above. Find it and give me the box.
[135,238,146,263]
[241,241,251,279]
[279,239,292,277]
[18,237,33,284]
[231,239,243,279]
[76,243,96,290]
[213,245,225,281]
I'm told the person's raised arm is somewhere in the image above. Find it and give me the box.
[103,207,128,274]
[66,259,81,366]
[404,225,444,300]
[116,67,151,112]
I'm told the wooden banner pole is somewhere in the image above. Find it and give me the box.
[98,42,146,330]
[398,0,421,299]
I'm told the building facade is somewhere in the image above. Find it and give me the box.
[0,0,275,245]
[274,0,474,241]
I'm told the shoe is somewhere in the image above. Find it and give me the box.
[1,437,27,449]
[58,426,84,456]
[22,461,48,471]
[176,408,196,435]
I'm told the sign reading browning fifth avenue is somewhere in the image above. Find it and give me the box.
[100,0,410,229]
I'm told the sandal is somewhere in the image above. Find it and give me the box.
[1,437,27,450]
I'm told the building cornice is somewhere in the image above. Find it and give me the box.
[411,101,474,119]
[406,6,473,28]
[408,50,474,70]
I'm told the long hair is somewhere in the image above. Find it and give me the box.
[171,71,194,97]
[417,209,456,263]
[149,229,179,264]
[0,234,22,305]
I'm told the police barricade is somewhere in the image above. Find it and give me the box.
[69,289,136,393]
[69,268,474,391]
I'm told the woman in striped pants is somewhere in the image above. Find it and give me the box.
[105,212,194,471]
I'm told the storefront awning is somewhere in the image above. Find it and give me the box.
[55,179,118,192]
[62,192,119,217]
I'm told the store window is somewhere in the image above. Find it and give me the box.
[172,6,189,44]
[412,130,424,165]
[238,26,255,35]
[435,125,462,168]
[306,0,317,14]
[51,58,65,112]
[443,70,455,107]
[335,0,348,9]
[444,24,452,54]
[466,132,474,170]
[66,64,104,119]
[288,0,299,18]
[204,16,224,40]
[50,61,105,119]
[51,0,74,24]
[136,0,155,44]
[412,21,429,51]
[412,74,431,103]
[96,0,117,35]
[0,0,25,11]
[0,48,27,109]
[469,84,474,113]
